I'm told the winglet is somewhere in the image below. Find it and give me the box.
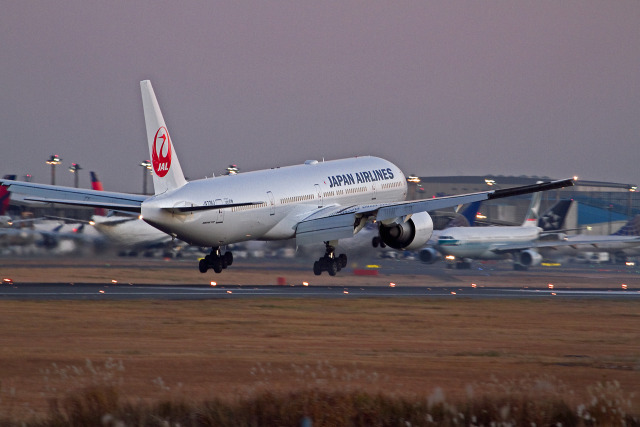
[140,80,187,195]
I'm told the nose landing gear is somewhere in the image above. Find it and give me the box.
[313,242,348,276]
[199,247,234,274]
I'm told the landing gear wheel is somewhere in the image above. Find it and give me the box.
[212,257,223,273]
[313,261,322,276]
[224,251,233,266]
[372,236,380,248]
[311,242,347,276]
[337,254,347,269]
[327,259,338,276]
[199,247,235,274]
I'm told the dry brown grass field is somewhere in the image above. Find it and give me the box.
[0,257,639,423]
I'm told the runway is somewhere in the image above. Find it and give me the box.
[1,282,639,300]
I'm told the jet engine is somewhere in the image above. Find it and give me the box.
[419,247,441,264]
[518,249,542,267]
[378,211,433,250]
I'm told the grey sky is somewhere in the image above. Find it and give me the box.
[2,1,639,193]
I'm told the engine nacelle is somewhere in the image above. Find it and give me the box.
[518,249,542,267]
[379,211,433,250]
[419,247,441,264]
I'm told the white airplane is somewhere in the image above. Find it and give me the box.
[0,81,573,275]
[84,171,177,253]
[427,191,549,270]
[433,197,640,270]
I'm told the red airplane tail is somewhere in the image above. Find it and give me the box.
[0,175,16,215]
[90,172,106,216]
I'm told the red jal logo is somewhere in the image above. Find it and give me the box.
[152,127,172,177]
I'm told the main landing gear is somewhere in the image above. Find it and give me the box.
[199,247,233,274]
[313,242,347,276]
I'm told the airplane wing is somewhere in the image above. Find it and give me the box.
[0,179,147,213]
[296,178,573,244]
[490,236,640,254]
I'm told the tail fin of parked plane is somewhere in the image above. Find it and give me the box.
[612,215,640,236]
[447,201,481,227]
[521,190,543,227]
[538,199,573,231]
[90,172,106,216]
[0,175,16,215]
[140,80,187,195]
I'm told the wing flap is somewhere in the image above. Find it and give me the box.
[296,213,355,245]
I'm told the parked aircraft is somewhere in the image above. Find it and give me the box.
[0,81,573,275]
[85,171,176,255]
[422,195,572,270]
[537,212,640,263]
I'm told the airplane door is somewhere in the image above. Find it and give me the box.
[267,191,275,215]
[371,183,377,200]
[214,199,224,223]
[314,184,323,207]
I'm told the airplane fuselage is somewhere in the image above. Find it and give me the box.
[436,226,541,260]
[141,156,407,247]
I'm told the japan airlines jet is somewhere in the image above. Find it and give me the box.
[0,81,573,275]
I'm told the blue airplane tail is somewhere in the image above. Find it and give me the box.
[447,201,481,228]
[612,215,640,236]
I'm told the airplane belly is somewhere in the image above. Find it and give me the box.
[440,243,504,260]
[176,208,285,246]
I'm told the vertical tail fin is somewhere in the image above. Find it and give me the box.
[521,189,543,227]
[90,172,106,216]
[447,201,481,228]
[140,80,187,195]
[0,175,16,215]
[538,199,573,231]
[612,215,640,236]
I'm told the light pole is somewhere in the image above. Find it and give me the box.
[46,155,62,185]
[484,178,500,189]
[225,164,239,175]
[68,163,82,188]
[140,160,152,195]
[407,175,420,200]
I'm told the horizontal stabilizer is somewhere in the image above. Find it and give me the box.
[0,179,146,213]
[24,197,142,213]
